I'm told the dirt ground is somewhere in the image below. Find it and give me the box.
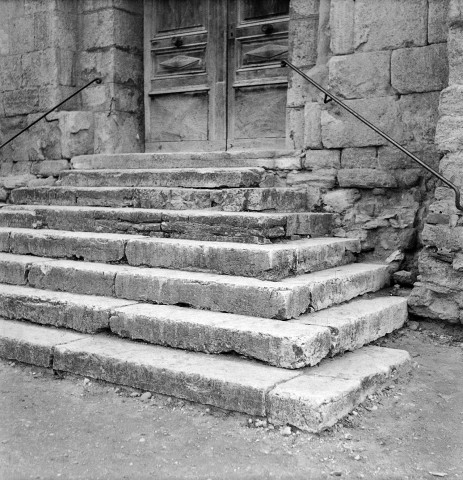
[1,319,462,480]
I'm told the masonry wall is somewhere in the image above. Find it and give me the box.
[409,0,463,324]
[0,0,144,201]
[286,0,449,268]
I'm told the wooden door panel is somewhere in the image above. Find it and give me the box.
[234,85,286,139]
[144,0,226,151]
[227,0,289,149]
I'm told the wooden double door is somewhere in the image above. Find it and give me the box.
[144,0,289,151]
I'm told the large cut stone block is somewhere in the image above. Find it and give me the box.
[353,0,428,52]
[304,103,323,149]
[391,44,449,94]
[428,0,450,44]
[0,253,48,285]
[338,168,398,189]
[110,303,332,369]
[330,0,355,55]
[267,346,411,431]
[329,51,392,99]
[53,335,299,416]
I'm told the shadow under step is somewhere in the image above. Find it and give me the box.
[0,317,412,432]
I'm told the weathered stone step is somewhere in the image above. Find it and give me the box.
[0,284,406,368]
[10,186,312,212]
[0,205,333,243]
[0,227,360,280]
[59,168,266,188]
[0,317,412,432]
[71,150,300,171]
[0,253,390,319]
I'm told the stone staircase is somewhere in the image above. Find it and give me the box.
[0,151,411,432]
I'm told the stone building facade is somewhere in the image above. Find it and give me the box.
[0,0,461,324]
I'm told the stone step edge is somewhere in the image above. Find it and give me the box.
[71,151,300,171]
[0,318,412,432]
[0,205,334,243]
[0,283,407,369]
[0,227,360,281]
[0,253,391,319]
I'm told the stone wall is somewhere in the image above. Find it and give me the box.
[0,0,144,201]
[288,0,449,266]
[409,0,463,324]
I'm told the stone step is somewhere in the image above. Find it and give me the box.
[0,284,406,368]
[0,317,412,432]
[10,186,312,212]
[0,227,360,280]
[0,253,391,319]
[0,205,334,243]
[59,168,266,188]
[71,150,300,171]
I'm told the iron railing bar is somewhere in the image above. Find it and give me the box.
[282,59,463,212]
[0,78,102,151]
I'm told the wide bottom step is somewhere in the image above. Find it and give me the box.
[0,318,412,432]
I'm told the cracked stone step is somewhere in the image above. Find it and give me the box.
[290,296,408,355]
[10,186,312,212]
[59,167,266,188]
[0,317,412,431]
[0,205,334,243]
[0,284,137,334]
[0,253,390,319]
[71,150,300,170]
[0,284,331,368]
[0,227,360,280]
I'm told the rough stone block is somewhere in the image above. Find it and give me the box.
[0,55,22,91]
[3,89,40,116]
[31,160,69,177]
[58,111,95,159]
[439,85,463,117]
[338,168,398,188]
[391,44,449,94]
[353,0,428,52]
[81,8,142,51]
[323,189,360,213]
[286,170,337,189]
[448,26,463,85]
[0,253,49,285]
[303,149,341,170]
[329,51,392,99]
[436,115,463,153]
[304,103,323,149]
[9,15,35,54]
[408,283,461,323]
[288,17,318,67]
[94,112,143,154]
[286,107,305,150]
[428,0,450,44]
[330,0,355,55]
[440,152,463,187]
[341,147,377,169]
[290,0,320,18]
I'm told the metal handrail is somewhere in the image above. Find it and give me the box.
[0,78,102,152]
[282,59,463,212]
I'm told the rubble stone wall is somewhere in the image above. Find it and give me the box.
[288,0,450,267]
[409,0,463,324]
[0,0,144,201]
